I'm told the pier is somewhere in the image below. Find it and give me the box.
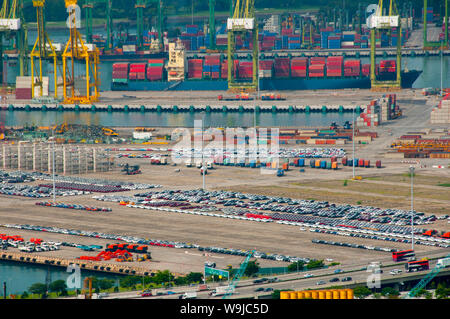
[0,251,182,277]
[3,103,363,113]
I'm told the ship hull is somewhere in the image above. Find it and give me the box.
[111,70,422,91]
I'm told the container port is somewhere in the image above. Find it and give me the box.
[0,0,449,306]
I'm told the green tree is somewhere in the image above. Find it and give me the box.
[98,278,115,290]
[20,291,29,299]
[306,259,324,270]
[153,270,172,285]
[28,283,47,298]
[244,260,260,277]
[381,287,400,298]
[49,280,68,296]
[119,276,141,288]
[174,276,188,286]
[435,283,450,299]
[186,272,203,284]
[287,261,305,272]
[353,286,372,299]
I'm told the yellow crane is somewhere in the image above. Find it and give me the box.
[63,0,100,104]
[30,0,61,100]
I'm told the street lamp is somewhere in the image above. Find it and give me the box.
[352,107,355,179]
[410,166,415,251]
[441,39,444,97]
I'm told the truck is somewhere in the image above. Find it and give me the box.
[180,291,197,299]
[436,257,450,268]
[276,169,284,177]
[210,285,235,297]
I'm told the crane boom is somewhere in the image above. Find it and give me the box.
[222,250,255,299]
[404,254,450,298]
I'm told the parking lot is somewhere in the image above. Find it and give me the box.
[0,139,448,276]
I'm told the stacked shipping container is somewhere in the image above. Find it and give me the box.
[274,57,290,78]
[129,63,146,80]
[188,59,203,79]
[326,56,343,77]
[112,63,129,83]
[309,57,325,78]
[290,58,307,78]
[147,59,164,81]
[344,60,361,77]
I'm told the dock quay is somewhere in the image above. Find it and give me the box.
[0,251,181,277]
[3,103,363,113]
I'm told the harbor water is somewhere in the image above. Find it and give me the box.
[0,260,121,296]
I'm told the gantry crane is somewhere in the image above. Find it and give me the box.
[30,0,61,100]
[222,250,254,299]
[136,0,163,50]
[209,0,216,50]
[82,0,113,50]
[0,0,28,81]
[63,0,100,104]
[227,0,258,92]
[423,0,448,49]
[367,0,402,90]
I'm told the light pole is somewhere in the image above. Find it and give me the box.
[352,107,355,179]
[410,166,415,251]
[201,117,205,190]
[52,130,56,204]
[441,39,444,97]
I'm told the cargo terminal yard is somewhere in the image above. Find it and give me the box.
[0,0,450,302]
[0,88,449,282]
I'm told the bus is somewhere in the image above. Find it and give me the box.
[405,259,429,272]
[392,249,415,262]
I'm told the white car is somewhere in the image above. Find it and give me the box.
[390,269,402,275]
[304,273,314,278]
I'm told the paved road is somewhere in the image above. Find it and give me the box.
[93,248,449,299]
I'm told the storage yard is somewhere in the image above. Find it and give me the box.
[0,112,449,277]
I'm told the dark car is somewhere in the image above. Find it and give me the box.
[254,287,264,292]
[329,277,340,282]
[264,288,274,292]
[341,277,352,282]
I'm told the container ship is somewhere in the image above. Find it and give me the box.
[111,43,421,92]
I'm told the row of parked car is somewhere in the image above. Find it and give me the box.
[132,189,437,233]
[0,170,36,183]
[0,184,89,198]
[312,239,396,252]
[299,223,450,248]
[170,147,346,160]
[1,239,61,253]
[94,188,449,248]
[35,202,112,212]
[0,223,308,263]
[23,171,161,191]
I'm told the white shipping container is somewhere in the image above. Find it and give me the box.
[133,132,152,140]
[0,19,21,30]
[123,45,136,52]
